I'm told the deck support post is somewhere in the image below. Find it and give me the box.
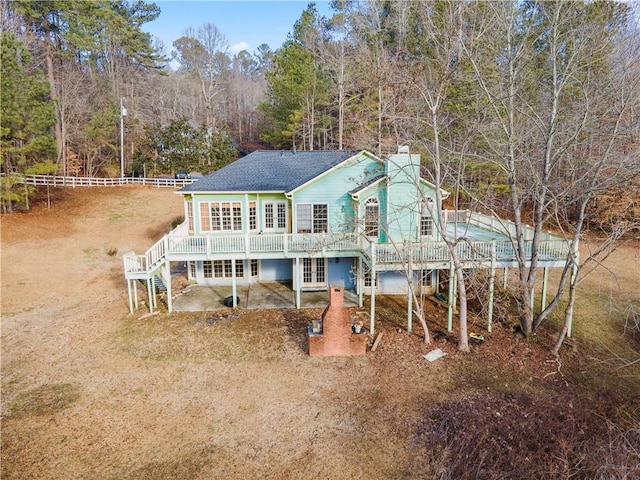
[541,267,549,311]
[153,279,157,309]
[147,278,154,313]
[231,260,237,308]
[453,269,458,312]
[370,273,376,335]
[127,280,134,314]
[165,260,172,313]
[357,257,364,308]
[407,247,413,333]
[369,239,376,335]
[488,242,496,333]
[503,268,508,289]
[295,257,301,309]
[407,287,413,334]
[133,279,139,310]
[447,260,454,332]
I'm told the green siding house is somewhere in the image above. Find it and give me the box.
[124,148,569,331]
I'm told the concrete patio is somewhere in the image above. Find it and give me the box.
[172,281,359,312]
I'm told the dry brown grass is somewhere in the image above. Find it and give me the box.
[1,187,638,479]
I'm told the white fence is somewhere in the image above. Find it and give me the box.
[21,174,194,188]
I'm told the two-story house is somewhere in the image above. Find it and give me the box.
[123,149,569,333]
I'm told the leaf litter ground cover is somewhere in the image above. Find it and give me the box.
[1,187,638,479]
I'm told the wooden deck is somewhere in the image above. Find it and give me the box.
[124,211,570,280]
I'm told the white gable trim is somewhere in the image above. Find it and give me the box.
[285,150,383,197]
[349,175,387,200]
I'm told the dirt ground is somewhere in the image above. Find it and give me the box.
[2,187,639,479]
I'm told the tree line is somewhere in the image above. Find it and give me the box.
[2,1,637,211]
[1,0,269,204]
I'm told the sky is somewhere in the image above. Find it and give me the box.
[143,0,334,59]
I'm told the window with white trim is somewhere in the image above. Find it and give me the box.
[421,199,434,237]
[203,260,244,279]
[249,201,257,231]
[264,201,287,231]
[363,266,378,288]
[297,203,328,233]
[364,197,379,237]
[200,202,243,232]
[417,269,433,287]
[203,261,212,278]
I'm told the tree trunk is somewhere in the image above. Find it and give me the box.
[455,263,470,352]
[43,21,63,163]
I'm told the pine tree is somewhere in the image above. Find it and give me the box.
[1,33,56,212]
[259,4,331,150]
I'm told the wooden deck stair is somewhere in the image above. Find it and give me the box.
[139,275,166,292]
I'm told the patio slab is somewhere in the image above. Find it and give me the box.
[172,282,359,312]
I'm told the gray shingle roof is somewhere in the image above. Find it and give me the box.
[180,150,361,193]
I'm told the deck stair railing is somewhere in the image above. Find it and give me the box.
[123,235,167,279]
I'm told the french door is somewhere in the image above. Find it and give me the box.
[302,258,327,289]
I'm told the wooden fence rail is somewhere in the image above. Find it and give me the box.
[21,174,195,188]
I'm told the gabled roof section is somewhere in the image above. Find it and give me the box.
[285,149,382,196]
[349,174,386,198]
[180,150,361,193]
[348,175,450,200]
[420,178,450,199]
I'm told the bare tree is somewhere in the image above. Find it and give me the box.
[463,0,638,339]
[173,23,230,127]
[394,1,473,351]
[548,21,640,354]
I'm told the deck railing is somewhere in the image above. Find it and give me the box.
[444,209,566,242]
[162,232,361,257]
[372,239,569,265]
[125,234,569,277]
[123,253,148,274]
[124,232,364,276]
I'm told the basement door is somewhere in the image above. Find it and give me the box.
[302,258,327,290]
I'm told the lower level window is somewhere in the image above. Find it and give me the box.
[203,260,244,279]
[363,266,377,288]
[417,269,433,287]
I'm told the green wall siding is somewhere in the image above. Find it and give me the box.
[186,152,441,243]
[385,154,421,243]
[293,154,384,233]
